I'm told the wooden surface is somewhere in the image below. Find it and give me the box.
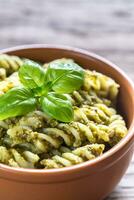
[0,0,134,199]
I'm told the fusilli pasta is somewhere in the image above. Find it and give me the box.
[0,56,128,169]
[0,146,39,168]
[40,144,105,168]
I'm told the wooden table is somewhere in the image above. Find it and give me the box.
[0,0,134,199]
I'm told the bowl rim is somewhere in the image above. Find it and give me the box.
[0,44,134,176]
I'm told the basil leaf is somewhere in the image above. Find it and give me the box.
[0,87,36,120]
[19,60,46,90]
[45,62,84,93]
[40,92,73,122]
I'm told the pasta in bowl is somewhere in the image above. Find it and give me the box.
[0,55,127,169]
[0,45,133,200]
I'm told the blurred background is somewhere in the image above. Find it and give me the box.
[0,0,134,199]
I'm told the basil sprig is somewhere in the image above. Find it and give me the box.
[0,59,84,122]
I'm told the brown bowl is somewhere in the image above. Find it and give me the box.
[0,45,134,200]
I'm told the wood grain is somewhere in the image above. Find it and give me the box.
[0,0,134,199]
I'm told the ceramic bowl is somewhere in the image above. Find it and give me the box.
[0,45,134,200]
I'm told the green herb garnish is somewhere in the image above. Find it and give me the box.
[0,59,84,122]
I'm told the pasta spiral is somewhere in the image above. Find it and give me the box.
[0,146,39,168]
[70,90,112,107]
[0,54,23,75]
[83,70,119,101]
[108,114,127,146]
[40,144,105,168]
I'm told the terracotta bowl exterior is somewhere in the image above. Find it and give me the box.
[0,45,134,200]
